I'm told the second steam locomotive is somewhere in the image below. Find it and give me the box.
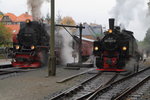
[12,19,49,67]
[93,18,140,72]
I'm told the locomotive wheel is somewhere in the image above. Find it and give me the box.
[38,50,48,67]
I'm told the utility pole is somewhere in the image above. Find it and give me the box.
[48,0,56,76]
[78,23,83,63]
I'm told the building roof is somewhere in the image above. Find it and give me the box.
[1,12,32,22]
[0,12,32,35]
[17,12,32,22]
[76,35,95,42]
[5,24,20,34]
[83,35,96,40]
[73,23,103,40]
[5,13,17,22]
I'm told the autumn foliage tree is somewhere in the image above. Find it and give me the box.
[60,16,76,26]
[0,23,12,46]
[60,16,76,33]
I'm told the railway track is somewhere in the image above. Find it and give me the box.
[0,67,37,76]
[56,68,95,83]
[0,64,12,69]
[50,72,119,100]
[126,78,150,100]
[86,67,150,100]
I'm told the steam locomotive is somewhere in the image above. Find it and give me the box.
[11,19,94,68]
[12,19,49,67]
[93,18,139,72]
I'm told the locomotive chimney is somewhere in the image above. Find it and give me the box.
[109,18,115,30]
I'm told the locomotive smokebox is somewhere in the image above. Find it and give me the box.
[109,18,115,30]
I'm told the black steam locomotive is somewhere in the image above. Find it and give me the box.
[12,19,49,67]
[93,18,139,72]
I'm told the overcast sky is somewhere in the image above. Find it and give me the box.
[0,0,149,41]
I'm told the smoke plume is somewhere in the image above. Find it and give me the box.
[111,0,145,27]
[27,0,49,20]
[111,0,150,41]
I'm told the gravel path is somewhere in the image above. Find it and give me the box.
[0,66,92,100]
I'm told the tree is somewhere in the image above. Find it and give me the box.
[45,13,51,24]
[144,28,150,44]
[60,16,76,26]
[56,11,62,24]
[0,23,12,46]
[139,28,150,57]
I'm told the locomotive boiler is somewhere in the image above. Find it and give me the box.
[12,19,49,67]
[93,18,139,72]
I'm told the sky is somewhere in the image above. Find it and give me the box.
[0,0,149,41]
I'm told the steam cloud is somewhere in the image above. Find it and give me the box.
[58,29,76,64]
[27,0,49,20]
[111,0,150,70]
[111,0,145,27]
[111,0,150,41]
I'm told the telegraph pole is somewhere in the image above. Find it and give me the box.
[48,0,56,76]
[78,23,83,63]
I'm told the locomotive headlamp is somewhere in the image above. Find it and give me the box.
[108,29,113,33]
[26,19,31,23]
[15,45,20,50]
[94,46,99,51]
[122,46,127,51]
[31,45,35,50]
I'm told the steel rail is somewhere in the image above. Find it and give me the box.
[86,67,150,100]
[0,67,37,75]
[113,75,150,100]
[56,68,95,83]
[50,72,103,100]
[77,72,119,100]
